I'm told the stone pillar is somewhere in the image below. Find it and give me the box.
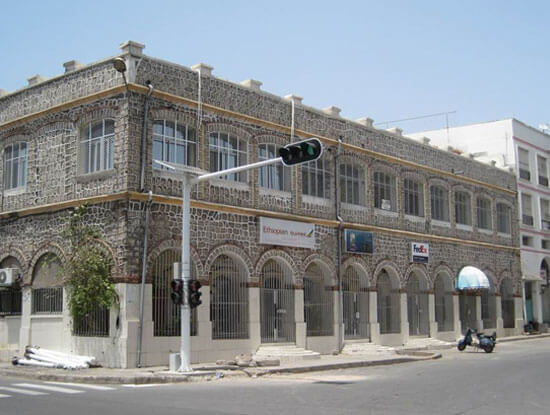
[400,292,409,345]
[18,286,32,350]
[368,290,380,344]
[294,287,306,348]
[428,292,438,336]
[334,290,343,351]
[475,294,483,331]
[514,295,524,334]
[532,281,543,324]
[248,286,261,351]
[495,294,504,338]
[453,293,461,337]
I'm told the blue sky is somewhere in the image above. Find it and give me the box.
[1,0,548,133]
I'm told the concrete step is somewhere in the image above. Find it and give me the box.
[401,337,455,351]
[254,344,321,363]
[341,342,395,355]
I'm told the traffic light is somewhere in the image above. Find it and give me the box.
[279,138,323,166]
[188,279,202,309]
[170,279,184,305]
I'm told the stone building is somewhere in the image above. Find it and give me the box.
[0,41,522,368]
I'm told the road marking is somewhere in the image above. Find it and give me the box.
[13,383,84,394]
[0,386,47,396]
[122,384,162,388]
[46,382,115,391]
[0,394,11,398]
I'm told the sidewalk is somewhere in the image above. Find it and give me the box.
[1,333,548,385]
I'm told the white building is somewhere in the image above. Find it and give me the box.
[409,119,550,329]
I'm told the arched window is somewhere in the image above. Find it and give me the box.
[340,163,365,205]
[32,254,63,314]
[0,256,22,315]
[80,119,115,174]
[153,120,197,169]
[3,142,28,190]
[434,273,454,332]
[209,132,247,182]
[258,143,290,191]
[455,191,472,226]
[430,185,449,222]
[151,250,197,336]
[476,197,492,230]
[210,255,248,339]
[377,270,400,334]
[404,179,424,217]
[304,264,333,336]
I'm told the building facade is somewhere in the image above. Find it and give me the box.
[0,41,522,368]
[409,119,550,330]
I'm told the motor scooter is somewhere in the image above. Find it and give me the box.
[457,328,496,353]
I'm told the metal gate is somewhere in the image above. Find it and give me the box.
[343,266,369,339]
[407,274,428,336]
[260,260,295,343]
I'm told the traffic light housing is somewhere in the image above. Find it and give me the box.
[188,279,202,309]
[279,138,323,166]
[170,279,184,305]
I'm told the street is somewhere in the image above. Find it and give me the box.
[1,337,550,415]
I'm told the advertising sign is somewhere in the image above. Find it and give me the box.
[411,242,429,263]
[344,229,373,254]
[259,217,315,249]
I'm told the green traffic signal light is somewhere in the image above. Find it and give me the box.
[279,138,323,166]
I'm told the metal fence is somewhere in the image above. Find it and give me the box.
[32,287,63,314]
[377,272,400,334]
[0,288,22,315]
[260,259,295,343]
[73,306,110,337]
[481,289,497,329]
[152,250,197,337]
[342,266,369,339]
[434,276,454,332]
[210,255,249,339]
[304,264,334,337]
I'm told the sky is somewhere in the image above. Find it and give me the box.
[1,0,548,134]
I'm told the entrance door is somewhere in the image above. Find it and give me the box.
[260,260,295,343]
[343,267,369,339]
[408,274,428,336]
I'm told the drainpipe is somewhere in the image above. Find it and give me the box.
[335,136,344,352]
[140,81,154,192]
[137,190,153,367]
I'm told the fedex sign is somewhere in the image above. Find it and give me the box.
[411,242,429,263]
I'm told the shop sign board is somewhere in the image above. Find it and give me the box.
[259,217,315,249]
[411,242,429,263]
[344,229,373,254]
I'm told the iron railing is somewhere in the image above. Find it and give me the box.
[32,287,63,314]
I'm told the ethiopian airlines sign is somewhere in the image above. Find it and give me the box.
[259,217,316,249]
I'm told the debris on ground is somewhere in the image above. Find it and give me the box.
[12,346,98,370]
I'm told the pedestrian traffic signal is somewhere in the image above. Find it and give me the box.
[170,279,184,305]
[188,279,202,308]
[279,138,323,166]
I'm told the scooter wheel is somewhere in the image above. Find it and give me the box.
[457,343,466,351]
[483,344,494,353]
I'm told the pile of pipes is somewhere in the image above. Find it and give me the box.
[12,346,98,370]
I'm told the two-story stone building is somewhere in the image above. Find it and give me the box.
[0,41,523,368]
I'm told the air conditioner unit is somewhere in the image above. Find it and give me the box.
[0,268,17,286]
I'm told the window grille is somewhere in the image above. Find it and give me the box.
[32,287,63,314]
[0,288,22,316]
[377,271,400,334]
[342,266,369,339]
[304,264,334,336]
[434,275,454,332]
[210,255,249,339]
[73,305,110,337]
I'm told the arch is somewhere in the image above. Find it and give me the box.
[148,238,204,282]
[342,260,370,339]
[434,269,455,332]
[342,258,370,289]
[255,249,298,286]
[304,260,334,337]
[373,259,402,289]
[302,253,336,286]
[432,264,455,290]
[28,242,67,286]
[404,264,429,290]
[204,244,252,283]
[205,122,253,142]
[0,247,28,276]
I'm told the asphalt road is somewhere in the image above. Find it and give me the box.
[1,337,550,415]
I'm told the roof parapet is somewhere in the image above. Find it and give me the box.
[285,94,303,105]
[356,117,374,128]
[0,89,8,97]
[240,79,262,91]
[63,60,84,73]
[323,106,341,117]
[119,40,145,57]
[191,63,214,76]
[386,127,403,137]
[27,74,47,86]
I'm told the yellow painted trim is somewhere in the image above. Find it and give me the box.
[0,191,518,253]
[1,83,515,196]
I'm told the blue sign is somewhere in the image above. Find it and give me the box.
[344,229,373,254]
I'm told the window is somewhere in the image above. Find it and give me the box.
[522,235,533,246]
[209,132,247,182]
[518,147,530,181]
[538,155,548,186]
[497,203,511,234]
[404,178,424,217]
[80,119,115,174]
[0,257,22,316]
[430,185,449,222]
[340,164,365,205]
[521,193,534,226]
[476,197,492,230]
[31,254,63,314]
[153,120,197,169]
[3,142,27,190]
[374,172,397,211]
[455,191,472,226]
[302,158,330,198]
[542,240,550,250]
[258,143,290,191]
[541,199,550,230]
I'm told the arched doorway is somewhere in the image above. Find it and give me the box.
[481,279,497,329]
[377,269,400,334]
[260,259,295,343]
[434,272,454,332]
[458,266,489,332]
[407,272,429,336]
[541,259,550,324]
[304,263,334,337]
[342,265,369,339]
[501,277,515,328]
